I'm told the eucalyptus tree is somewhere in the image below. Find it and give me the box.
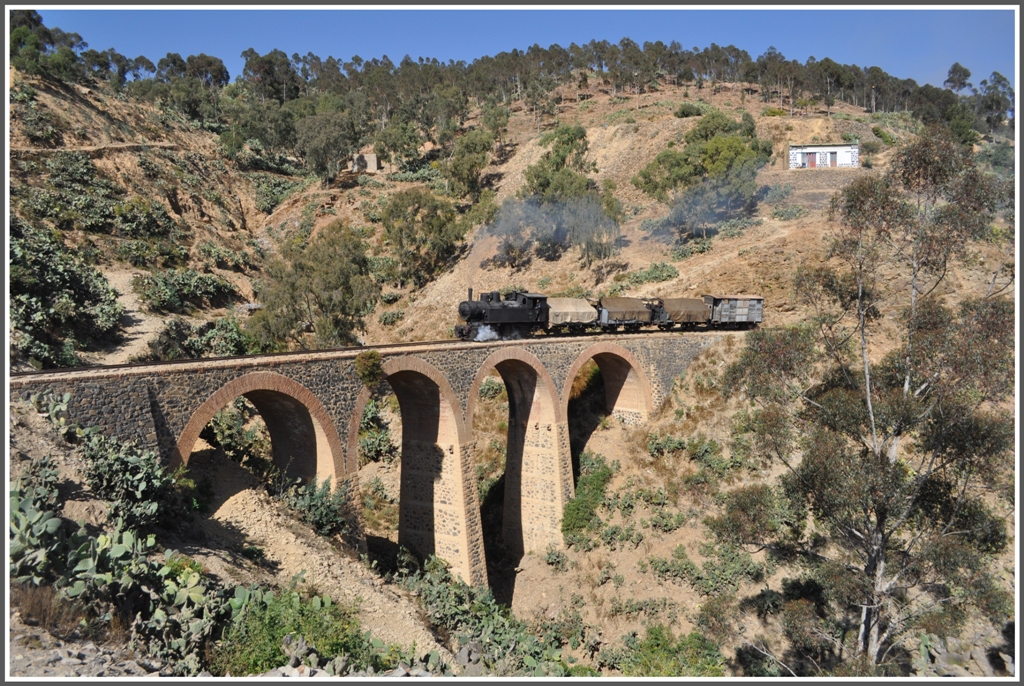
[720,129,1011,671]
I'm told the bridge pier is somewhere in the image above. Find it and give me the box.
[383,362,485,587]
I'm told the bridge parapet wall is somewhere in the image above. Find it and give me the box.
[10,333,725,467]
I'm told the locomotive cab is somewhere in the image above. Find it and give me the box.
[455,288,549,340]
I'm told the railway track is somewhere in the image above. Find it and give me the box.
[9,325,743,379]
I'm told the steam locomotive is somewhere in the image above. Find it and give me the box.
[454,288,764,341]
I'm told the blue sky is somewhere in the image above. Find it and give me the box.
[34,8,1016,92]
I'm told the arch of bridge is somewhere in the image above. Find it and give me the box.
[173,371,344,485]
[560,341,655,425]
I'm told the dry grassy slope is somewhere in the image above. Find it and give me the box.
[9,69,924,354]
[365,83,909,343]
[10,70,271,366]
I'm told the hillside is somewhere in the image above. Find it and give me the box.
[8,66,1016,679]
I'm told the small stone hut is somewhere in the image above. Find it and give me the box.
[351,153,383,174]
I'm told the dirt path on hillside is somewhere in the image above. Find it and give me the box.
[79,268,168,366]
[10,142,178,154]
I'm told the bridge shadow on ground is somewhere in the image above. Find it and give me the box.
[479,365,607,605]
[567,364,607,482]
[479,473,518,605]
[363,535,402,575]
[160,447,284,581]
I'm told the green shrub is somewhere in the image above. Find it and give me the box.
[648,542,769,596]
[354,350,384,388]
[771,205,808,221]
[499,284,529,296]
[841,132,860,144]
[648,508,687,533]
[544,545,569,572]
[19,152,176,239]
[10,455,67,585]
[674,102,704,118]
[686,435,736,479]
[761,107,786,117]
[397,555,576,676]
[112,196,175,238]
[618,261,679,286]
[247,173,304,214]
[607,596,676,620]
[200,398,275,482]
[640,218,665,233]
[281,477,355,538]
[717,216,763,238]
[361,477,399,533]
[380,291,403,304]
[17,101,63,143]
[647,433,687,457]
[761,182,793,206]
[132,269,236,313]
[11,81,38,102]
[10,440,396,677]
[211,580,397,676]
[81,434,175,530]
[9,214,124,368]
[551,284,591,299]
[561,452,615,547]
[115,238,189,269]
[859,140,881,155]
[368,256,399,286]
[671,237,713,260]
[357,174,385,188]
[18,152,120,234]
[197,241,256,272]
[359,428,399,464]
[386,166,441,183]
[871,126,896,146]
[600,625,725,676]
[169,467,215,518]
[478,377,506,401]
[378,310,404,326]
[146,317,258,361]
[600,524,644,551]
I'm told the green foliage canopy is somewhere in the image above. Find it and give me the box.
[381,188,462,287]
[248,219,379,348]
[521,124,597,203]
[721,132,1012,667]
[9,214,124,368]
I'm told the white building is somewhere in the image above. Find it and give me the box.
[788,143,859,169]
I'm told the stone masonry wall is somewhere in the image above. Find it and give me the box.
[12,333,721,462]
[11,332,727,586]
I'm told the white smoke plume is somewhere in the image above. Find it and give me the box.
[474,325,500,342]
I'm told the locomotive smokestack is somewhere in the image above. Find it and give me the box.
[468,288,473,301]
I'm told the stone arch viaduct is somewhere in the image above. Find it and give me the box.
[11,333,722,587]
